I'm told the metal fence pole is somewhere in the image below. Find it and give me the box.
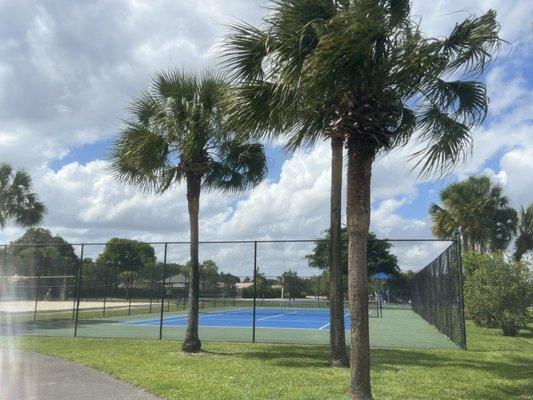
[149,269,154,314]
[159,242,168,340]
[74,244,85,338]
[1,244,6,281]
[252,241,257,343]
[33,273,40,322]
[456,239,467,350]
[128,272,133,316]
[103,263,108,317]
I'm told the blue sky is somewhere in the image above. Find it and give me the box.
[0,0,531,251]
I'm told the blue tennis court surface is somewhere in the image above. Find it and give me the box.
[125,307,351,330]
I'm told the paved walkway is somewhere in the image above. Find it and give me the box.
[0,348,161,400]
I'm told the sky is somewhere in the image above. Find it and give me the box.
[0,0,531,267]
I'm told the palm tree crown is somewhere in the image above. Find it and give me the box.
[0,163,46,229]
[514,204,533,261]
[430,176,516,253]
[111,70,267,194]
[224,0,500,173]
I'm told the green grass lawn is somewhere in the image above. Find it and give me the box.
[1,321,532,400]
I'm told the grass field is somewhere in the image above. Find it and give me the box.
[1,321,531,400]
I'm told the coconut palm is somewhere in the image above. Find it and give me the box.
[430,176,517,253]
[514,204,533,261]
[225,1,500,398]
[110,70,267,352]
[0,163,46,229]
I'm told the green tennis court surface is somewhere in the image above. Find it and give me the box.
[1,304,458,349]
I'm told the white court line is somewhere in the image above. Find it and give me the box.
[121,310,251,326]
[320,312,350,330]
[256,311,297,321]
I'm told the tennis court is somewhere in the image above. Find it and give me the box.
[1,239,465,350]
[1,300,458,349]
[126,306,346,330]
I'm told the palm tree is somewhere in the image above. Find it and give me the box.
[224,1,351,369]
[514,204,533,261]
[0,163,46,229]
[430,176,516,253]
[110,70,267,352]
[225,2,501,398]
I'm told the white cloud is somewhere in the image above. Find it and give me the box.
[498,147,533,208]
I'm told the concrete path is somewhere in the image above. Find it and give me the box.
[0,348,161,400]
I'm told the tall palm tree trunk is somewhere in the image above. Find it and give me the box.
[346,140,372,400]
[329,135,349,367]
[182,174,202,353]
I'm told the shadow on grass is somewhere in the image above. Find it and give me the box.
[0,317,126,336]
[202,342,532,381]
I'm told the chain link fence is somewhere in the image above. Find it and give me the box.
[0,239,465,349]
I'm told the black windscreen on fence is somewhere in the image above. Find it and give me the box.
[0,239,466,349]
[411,241,466,349]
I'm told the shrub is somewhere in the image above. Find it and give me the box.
[463,252,531,336]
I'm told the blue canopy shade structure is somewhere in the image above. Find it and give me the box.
[369,272,393,281]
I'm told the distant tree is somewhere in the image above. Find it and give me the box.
[118,270,138,298]
[219,272,240,297]
[8,228,78,276]
[0,163,46,229]
[199,260,220,294]
[8,228,78,299]
[430,176,517,253]
[514,204,533,262]
[281,270,305,299]
[96,238,156,289]
[307,229,399,276]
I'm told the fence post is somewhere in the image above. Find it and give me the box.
[0,245,5,302]
[252,241,257,343]
[33,272,40,322]
[1,244,6,281]
[103,263,108,317]
[149,268,154,314]
[159,242,168,340]
[456,239,467,350]
[74,244,85,338]
[128,271,133,316]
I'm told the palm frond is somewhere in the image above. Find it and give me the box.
[429,203,456,239]
[388,0,410,28]
[441,10,501,75]
[109,123,171,192]
[425,79,488,126]
[514,204,533,261]
[0,163,46,229]
[412,105,472,177]
[386,106,416,149]
[223,22,270,81]
[204,141,267,193]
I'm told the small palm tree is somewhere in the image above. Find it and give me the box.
[225,1,501,398]
[430,176,516,253]
[110,70,267,352]
[0,163,46,228]
[514,204,533,261]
